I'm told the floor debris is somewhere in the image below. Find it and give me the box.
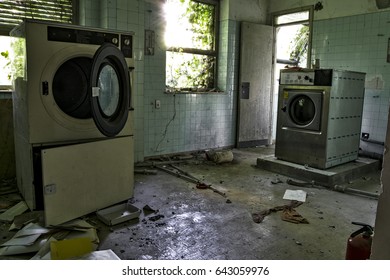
[205,150,234,164]
[332,185,379,199]
[142,205,158,215]
[148,214,165,222]
[96,203,141,226]
[252,200,307,224]
[271,177,283,184]
[0,201,28,222]
[156,164,227,198]
[0,217,100,259]
[283,189,307,202]
[10,211,44,231]
[281,208,309,224]
[76,249,120,260]
[287,179,316,188]
[134,169,157,175]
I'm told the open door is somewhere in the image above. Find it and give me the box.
[90,43,131,137]
[237,22,273,148]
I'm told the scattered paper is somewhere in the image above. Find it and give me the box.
[0,219,99,257]
[283,189,307,202]
[10,211,44,231]
[0,237,49,256]
[31,237,58,260]
[53,219,96,232]
[0,201,28,222]
[1,223,50,247]
[13,223,50,238]
[76,249,121,260]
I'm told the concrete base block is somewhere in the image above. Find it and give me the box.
[256,155,381,187]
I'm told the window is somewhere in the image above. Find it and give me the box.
[0,0,75,35]
[273,7,313,68]
[164,0,219,93]
[0,0,75,88]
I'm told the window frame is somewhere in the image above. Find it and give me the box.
[165,0,220,93]
[0,0,78,89]
[272,6,314,68]
[0,0,78,36]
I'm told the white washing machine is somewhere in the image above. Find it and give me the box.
[11,20,135,226]
[275,69,365,169]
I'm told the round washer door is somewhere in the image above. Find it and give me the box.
[289,95,316,126]
[90,43,130,137]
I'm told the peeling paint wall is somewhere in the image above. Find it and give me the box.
[268,0,390,20]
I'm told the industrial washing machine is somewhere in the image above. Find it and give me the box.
[11,20,135,225]
[275,68,365,169]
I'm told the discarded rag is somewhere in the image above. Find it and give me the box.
[252,200,308,224]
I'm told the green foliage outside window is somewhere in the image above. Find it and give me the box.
[289,25,309,67]
[166,0,217,92]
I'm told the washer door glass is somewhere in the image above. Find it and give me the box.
[97,64,120,117]
[90,43,130,137]
[289,95,315,125]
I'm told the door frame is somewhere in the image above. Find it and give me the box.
[270,6,314,143]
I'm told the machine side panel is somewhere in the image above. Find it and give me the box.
[325,71,366,167]
[41,136,134,226]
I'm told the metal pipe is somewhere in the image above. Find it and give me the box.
[361,138,385,146]
[332,185,379,200]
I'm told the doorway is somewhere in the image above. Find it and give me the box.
[271,7,313,141]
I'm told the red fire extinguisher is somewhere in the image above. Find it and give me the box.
[345,222,374,260]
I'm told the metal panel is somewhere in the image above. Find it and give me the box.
[275,85,331,168]
[41,136,134,226]
[237,22,273,147]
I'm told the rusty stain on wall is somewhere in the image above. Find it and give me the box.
[365,75,385,90]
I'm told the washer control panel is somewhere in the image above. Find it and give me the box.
[280,70,315,85]
[47,26,133,58]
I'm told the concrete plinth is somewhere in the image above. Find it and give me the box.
[256,155,381,187]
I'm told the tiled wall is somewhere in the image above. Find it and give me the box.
[78,0,145,162]
[312,10,390,153]
[142,4,238,157]
[78,0,240,161]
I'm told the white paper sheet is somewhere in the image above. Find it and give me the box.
[0,201,28,222]
[283,189,307,202]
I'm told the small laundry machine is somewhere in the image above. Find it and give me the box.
[11,20,135,225]
[275,69,365,169]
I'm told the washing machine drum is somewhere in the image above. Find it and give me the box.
[52,43,130,137]
[284,91,322,131]
[289,95,316,126]
[53,57,92,119]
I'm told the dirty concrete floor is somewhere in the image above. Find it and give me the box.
[97,146,380,260]
[0,146,380,260]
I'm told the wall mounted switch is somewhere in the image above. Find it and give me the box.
[155,99,161,109]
